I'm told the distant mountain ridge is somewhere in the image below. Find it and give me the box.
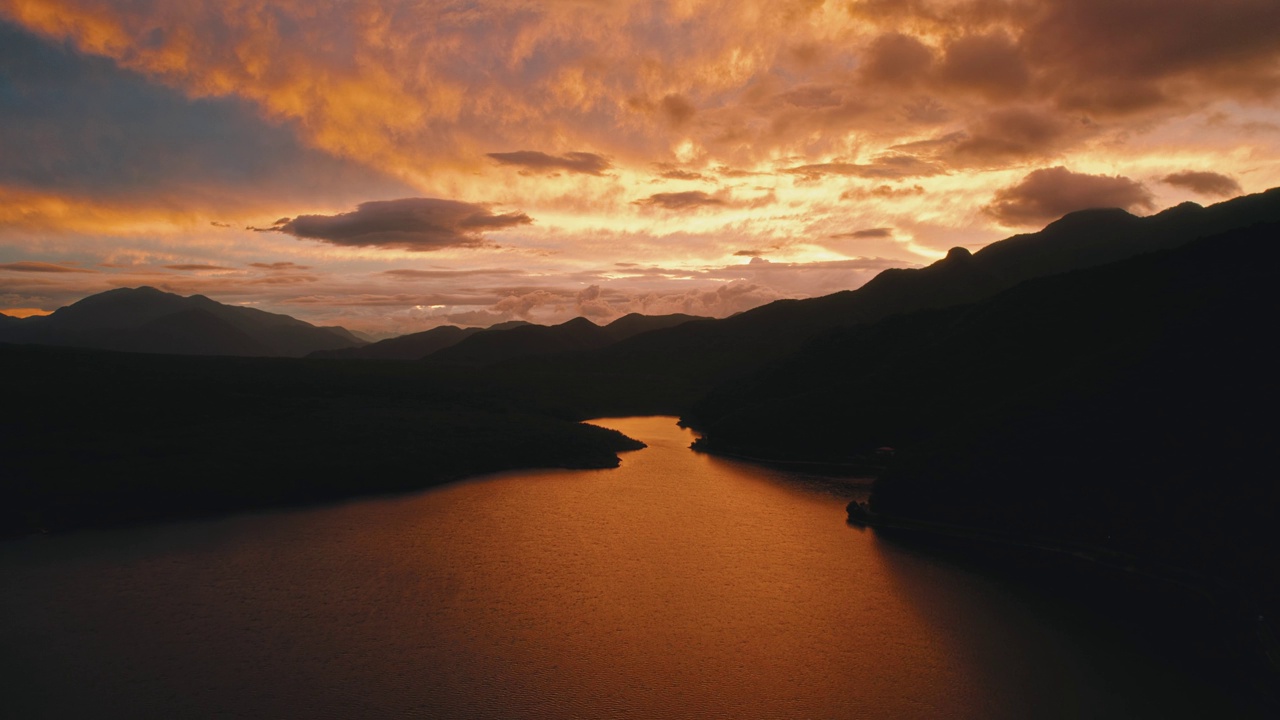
[309,320,532,360]
[0,286,364,357]
[546,187,1280,399]
[425,313,710,366]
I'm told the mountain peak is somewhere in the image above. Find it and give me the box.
[3,286,362,357]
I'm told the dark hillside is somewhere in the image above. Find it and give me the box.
[687,221,1280,622]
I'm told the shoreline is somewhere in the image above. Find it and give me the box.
[850,503,1280,708]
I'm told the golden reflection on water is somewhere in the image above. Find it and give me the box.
[0,417,1252,719]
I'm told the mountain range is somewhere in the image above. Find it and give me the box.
[8,187,1278,369]
[309,321,531,360]
[537,187,1280,405]
[309,313,707,362]
[0,286,368,357]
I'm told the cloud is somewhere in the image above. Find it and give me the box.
[487,151,612,176]
[660,94,697,127]
[1009,0,1280,115]
[656,168,710,181]
[860,32,935,86]
[249,262,311,271]
[383,268,525,279]
[1160,171,1243,197]
[268,198,534,251]
[951,108,1075,163]
[164,264,232,271]
[939,31,1029,101]
[840,184,927,201]
[831,228,894,239]
[0,261,95,273]
[984,167,1155,226]
[784,155,943,181]
[633,191,725,211]
[247,274,319,285]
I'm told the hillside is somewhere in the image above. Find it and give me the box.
[685,220,1280,625]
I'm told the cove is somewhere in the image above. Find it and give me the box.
[0,417,1257,718]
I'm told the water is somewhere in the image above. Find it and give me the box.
[0,417,1256,718]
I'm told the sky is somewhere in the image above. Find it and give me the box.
[1,0,1278,336]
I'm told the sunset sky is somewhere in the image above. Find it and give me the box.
[2,0,1278,335]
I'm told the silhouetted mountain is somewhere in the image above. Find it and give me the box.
[553,188,1280,408]
[0,286,364,357]
[426,313,706,366]
[309,320,532,360]
[601,312,708,340]
[687,220,1280,624]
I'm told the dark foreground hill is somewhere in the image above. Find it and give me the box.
[0,345,642,535]
[687,221,1280,638]
[0,286,364,357]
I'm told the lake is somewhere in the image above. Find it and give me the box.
[0,417,1258,718]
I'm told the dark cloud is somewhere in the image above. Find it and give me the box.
[784,155,942,180]
[486,151,612,176]
[1025,0,1280,113]
[831,228,894,239]
[249,262,311,271]
[657,168,710,181]
[1160,171,1242,197]
[164,264,232,271]
[951,108,1073,163]
[660,94,697,127]
[633,191,725,211]
[285,293,501,308]
[383,268,525,279]
[714,166,771,179]
[840,184,927,201]
[775,84,844,109]
[268,198,533,251]
[0,261,95,273]
[984,166,1155,226]
[940,32,1030,100]
[210,221,232,228]
[247,275,319,285]
[861,32,935,86]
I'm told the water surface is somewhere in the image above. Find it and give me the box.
[0,417,1252,718]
